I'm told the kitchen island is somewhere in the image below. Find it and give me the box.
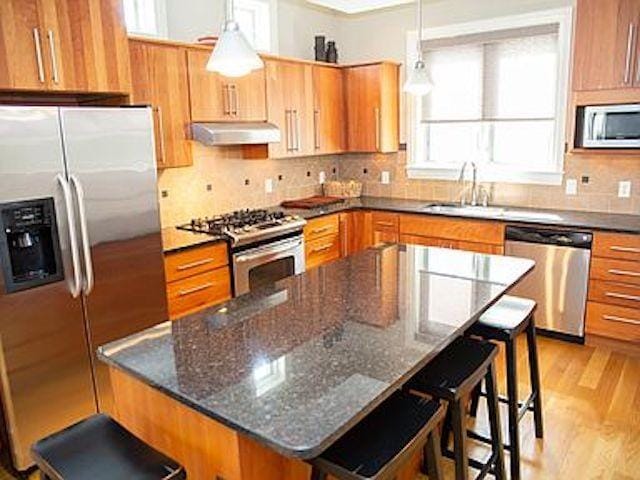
[99,244,534,480]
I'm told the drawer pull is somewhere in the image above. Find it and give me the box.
[610,246,640,254]
[605,292,640,302]
[311,226,333,234]
[602,314,640,326]
[176,258,215,271]
[178,282,214,296]
[608,268,640,278]
[375,221,396,227]
[311,244,333,254]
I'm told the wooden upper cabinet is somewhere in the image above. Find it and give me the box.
[573,0,640,91]
[0,0,130,93]
[312,66,345,155]
[129,39,192,169]
[266,59,314,158]
[187,48,267,122]
[344,62,399,153]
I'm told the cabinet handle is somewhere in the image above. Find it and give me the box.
[374,107,381,151]
[155,106,167,164]
[610,245,640,254]
[178,282,214,297]
[625,23,635,84]
[605,291,640,302]
[311,225,332,234]
[176,258,215,271]
[314,110,320,150]
[222,85,230,115]
[33,28,45,83]
[311,244,333,254]
[231,85,238,116]
[608,268,640,278]
[293,110,300,152]
[47,30,59,84]
[603,314,640,326]
[285,110,292,152]
[375,221,395,228]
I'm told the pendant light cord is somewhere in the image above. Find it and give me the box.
[416,0,423,62]
[226,0,235,23]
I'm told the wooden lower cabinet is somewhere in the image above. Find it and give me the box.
[588,279,640,310]
[164,242,231,319]
[339,211,373,256]
[305,234,341,269]
[372,211,399,245]
[586,301,640,343]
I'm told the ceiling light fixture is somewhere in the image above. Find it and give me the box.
[404,0,432,96]
[207,0,264,77]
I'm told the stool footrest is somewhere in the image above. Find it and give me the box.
[442,447,498,480]
[477,390,537,421]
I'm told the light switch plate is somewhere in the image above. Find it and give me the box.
[319,171,326,184]
[265,178,273,194]
[618,180,632,198]
[565,178,577,196]
[381,171,390,185]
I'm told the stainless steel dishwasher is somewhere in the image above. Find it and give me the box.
[504,225,593,342]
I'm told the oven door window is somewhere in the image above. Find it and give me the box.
[248,257,295,291]
[605,111,640,140]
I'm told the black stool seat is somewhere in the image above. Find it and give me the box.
[407,337,498,400]
[31,414,186,480]
[468,296,536,340]
[311,391,445,480]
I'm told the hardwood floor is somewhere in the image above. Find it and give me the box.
[1,335,638,480]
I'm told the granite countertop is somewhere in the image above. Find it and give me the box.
[99,244,534,459]
[162,227,226,254]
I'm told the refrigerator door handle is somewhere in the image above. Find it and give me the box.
[70,174,94,296]
[56,174,82,298]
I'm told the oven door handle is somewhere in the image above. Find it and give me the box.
[235,238,303,263]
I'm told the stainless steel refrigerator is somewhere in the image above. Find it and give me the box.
[0,106,168,470]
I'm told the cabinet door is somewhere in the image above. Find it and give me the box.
[266,60,314,158]
[129,40,192,169]
[39,0,131,93]
[313,66,345,154]
[344,64,381,152]
[339,211,373,257]
[0,0,48,90]
[187,49,267,122]
[573,0,640,91]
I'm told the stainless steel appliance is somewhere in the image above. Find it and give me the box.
[504,226,592,342]
[0,106,167,470]
[578,103,640,148]
[178,209,306,295]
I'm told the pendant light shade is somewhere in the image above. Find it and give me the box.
[207,1,264,78]
[404,0,432,96]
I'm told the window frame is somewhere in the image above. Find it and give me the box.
[234,0,277,53]
[405,8,574,186]
[123,0,168,37]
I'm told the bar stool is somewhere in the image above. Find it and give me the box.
[406,336,506,480]
[31,414,186,480]
[309,390,446,480]
[466,296,544,480]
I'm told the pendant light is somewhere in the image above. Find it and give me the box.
[207,0,264,77]
[404,0,432,96]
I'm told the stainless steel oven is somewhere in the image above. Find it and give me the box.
[579,103,640,148]
[233,234,306,296]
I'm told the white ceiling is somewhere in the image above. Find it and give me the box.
[305,0,414,14]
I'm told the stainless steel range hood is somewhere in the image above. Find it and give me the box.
[191,122,281,146]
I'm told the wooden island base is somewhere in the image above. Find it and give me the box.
[109,367,422,480]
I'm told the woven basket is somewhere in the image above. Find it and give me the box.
[323,180,363,198]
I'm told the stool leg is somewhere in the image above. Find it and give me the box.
[310,466,327,480]
[424,430,444,480]
[469,382,481,418]
[526,318,544,439]
[440,405,452,453]
[451,399,469,480]
[485,362,506,480]
[506,339,521,480]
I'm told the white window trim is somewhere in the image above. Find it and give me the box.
[405,7,574,186]
[124,0,168,37]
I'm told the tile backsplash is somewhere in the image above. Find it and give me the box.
[157,144,639,228]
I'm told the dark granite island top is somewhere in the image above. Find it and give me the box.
[98,244,534,460]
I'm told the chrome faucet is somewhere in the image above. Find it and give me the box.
[458,161,478,206]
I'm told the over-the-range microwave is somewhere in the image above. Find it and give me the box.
[577,103,640,148]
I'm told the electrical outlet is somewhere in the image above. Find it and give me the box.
[565,178,577,196]
[265,178,273,194]
[319,171,326,184]
[381,171,390,185]
[618,180,632,198]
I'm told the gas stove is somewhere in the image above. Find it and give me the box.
[178,209,306,248]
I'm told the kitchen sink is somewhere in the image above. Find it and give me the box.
[423,204,506,217]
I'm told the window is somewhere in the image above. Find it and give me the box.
[235,0,272,52]
[407,9,573,185]
[123,0,160,36]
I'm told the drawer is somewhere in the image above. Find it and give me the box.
[590,257,640,286]
[304,214,340,242]
[586,301,640,343]
[165,242,229,282]
[399,214,505,246]
[593,232,640,262]
[371,212,399,232]
[306,233,341,269]
[588,280,640,309]
[399,234,454,248]
[166,267,231,319]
